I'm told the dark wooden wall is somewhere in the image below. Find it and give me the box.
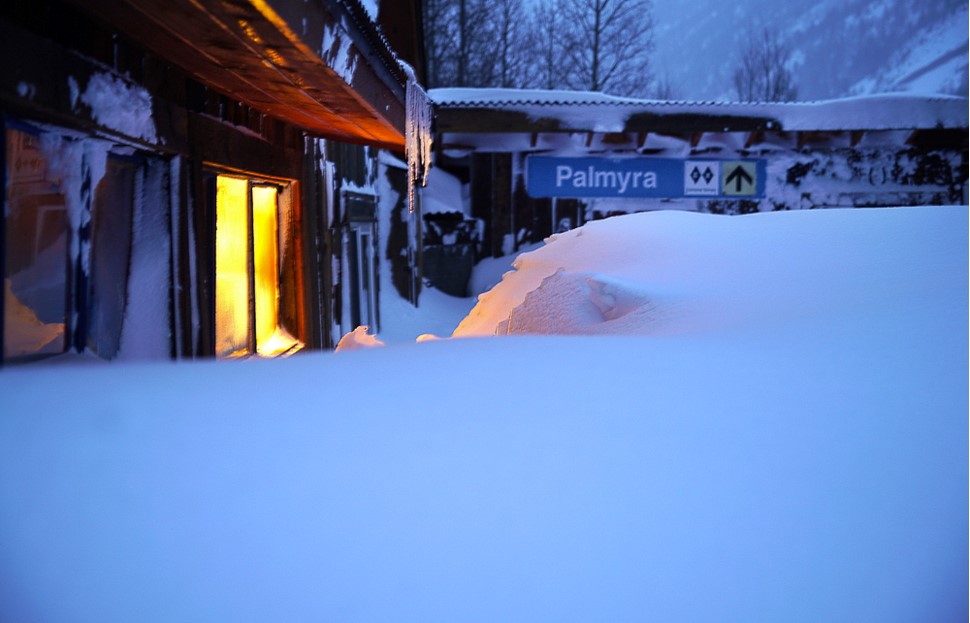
[0,0,332,358]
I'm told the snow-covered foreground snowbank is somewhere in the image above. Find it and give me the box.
[1,207,967,622]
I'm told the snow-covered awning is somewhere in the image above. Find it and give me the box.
[73,0,412,150]
[432,88,969,134]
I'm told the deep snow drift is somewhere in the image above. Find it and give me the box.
[455,205,966,339]
[0,206,966,623]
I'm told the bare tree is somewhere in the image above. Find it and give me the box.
[425,0,657,95]
[455,0,498,86]
[733,28,798,102]
[423,0,456,86]
[492,0,528,88]
[423,0,498,88]
[524,0,567,90]
[560,0,655,97]
[650,71,677,100]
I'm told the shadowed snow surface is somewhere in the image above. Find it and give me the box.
[0,207,966,622]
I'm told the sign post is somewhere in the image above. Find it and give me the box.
[526,156,765,199]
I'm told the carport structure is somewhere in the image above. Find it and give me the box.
[431,88,968,258]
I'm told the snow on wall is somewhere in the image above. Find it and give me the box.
[167,158,186,358]
[37,134,111,275]
[421,168,466,216]
[67,77,80,110]
[29,128,172,359]
[761,148,966,210]
[376,153,400,263]
[77,73,158,144]
[321,22,358,86]
[16,82,36,100]
[118,159,171,360]
[34,133,111,345]
[376,152,407,279]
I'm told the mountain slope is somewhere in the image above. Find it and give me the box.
[652,0,967,100]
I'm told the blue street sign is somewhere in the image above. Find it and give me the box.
[526,156,766,199]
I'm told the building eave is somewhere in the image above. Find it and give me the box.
[69,0,408,150]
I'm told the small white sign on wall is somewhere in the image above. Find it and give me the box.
[684,161,720,196]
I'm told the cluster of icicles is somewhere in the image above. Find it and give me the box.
[404,63,433,214]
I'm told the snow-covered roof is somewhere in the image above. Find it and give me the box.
[431,88,969,132]
[432,88,649,107]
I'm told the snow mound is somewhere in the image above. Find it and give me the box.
[454,206,967,339]
[335,325,384,351]
[497,270,660,335]
[0,205,965,623]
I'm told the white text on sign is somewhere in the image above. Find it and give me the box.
[556,165,658,194]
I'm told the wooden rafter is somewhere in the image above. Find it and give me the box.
[744,131,764,148]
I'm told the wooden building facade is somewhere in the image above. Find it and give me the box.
[1,0,423,364]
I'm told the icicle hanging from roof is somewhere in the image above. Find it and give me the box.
[403,62,433,214]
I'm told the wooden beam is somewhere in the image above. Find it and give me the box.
[903,128,969,150]
[744,131,764,148]
[601,132,631,145]
[435,108,562,134]
[439,143,478,153]
[625,111,777,134]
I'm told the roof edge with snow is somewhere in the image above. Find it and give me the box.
[431,88,969,133]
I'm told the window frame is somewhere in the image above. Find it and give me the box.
[2,118,154,364]
[1,115,6,368]
[3,119,76,364]
[206,167,303,359]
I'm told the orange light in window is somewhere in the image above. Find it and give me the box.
[252,185,298,357]
[215,176,300,359]
[215,176,251,358]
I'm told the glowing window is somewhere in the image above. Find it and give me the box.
[214,175,301,359]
